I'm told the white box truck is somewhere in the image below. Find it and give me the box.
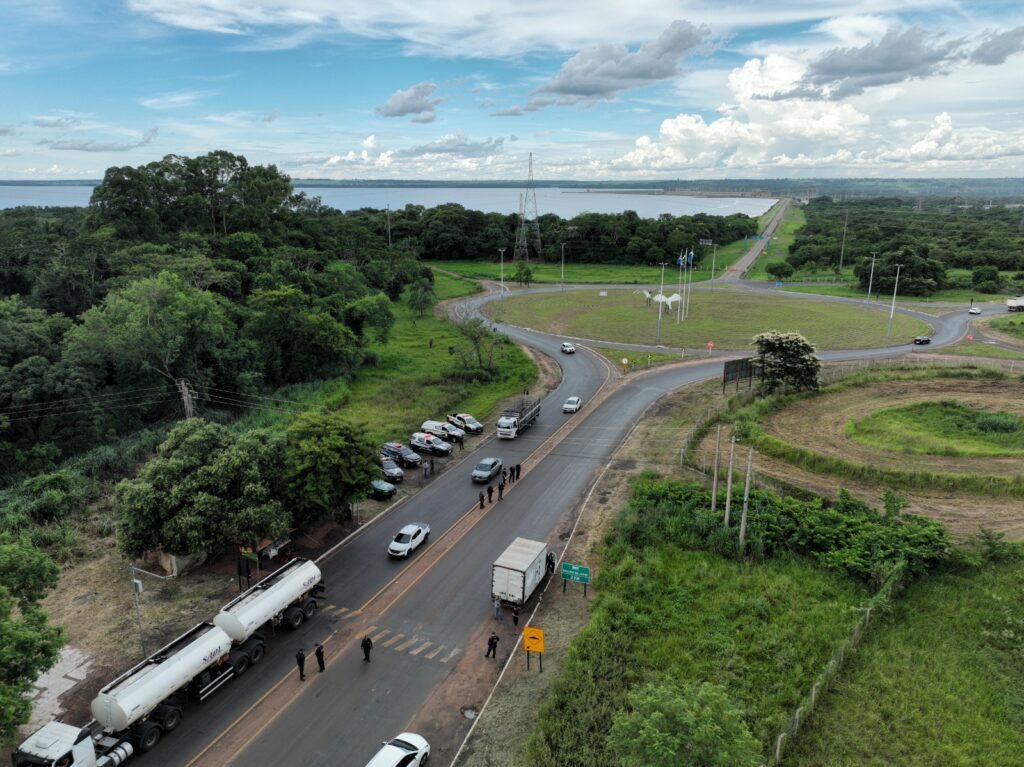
[492,538,547,606]
[496,398,540,439]
[1007,296,1024,312]
[13,558,324,767]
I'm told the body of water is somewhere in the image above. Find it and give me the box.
[0,184,776,219]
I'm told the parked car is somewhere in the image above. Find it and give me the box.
[968,306,982,315]
[913,335,932,345]
[448,412,484,434]
[410,431,453,456]
[563,396,582,413]
[370,479,396,500]
[472,457,503,483]
[365,733,430,767]
[381,441,422,467]
[422,419,465,442]
[560,342,576,354]
[380,457,405,482]
[387,524,430,558]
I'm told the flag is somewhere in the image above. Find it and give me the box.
[677,253,684,267]
[687,249,695,265]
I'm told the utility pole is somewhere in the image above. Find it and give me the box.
[710,243,717,285]
[710,424,722,513]
[685,250,694,319]
[838,209,848,276]
[724,436,736,527]
[739,447,754,553]
[887,263,903,338]
[177,379,195,419]
[130,568,146,658]
[560,242,566,292]
[677,250,684,323]
[867,252,878,301]
[656,262,667,344]
[498,248,506,298]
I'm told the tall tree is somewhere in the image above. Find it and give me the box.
[752,330,821,394]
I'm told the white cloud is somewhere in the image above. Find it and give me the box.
[0,149,19,156]
[49,127,158,152]
[139,90,209,109]
[361,135,378,150]
[376,81,444,122]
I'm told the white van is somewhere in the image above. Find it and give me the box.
[410,432,453,456]
[422,420,465,442]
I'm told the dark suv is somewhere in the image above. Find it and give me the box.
[381,442,422,467]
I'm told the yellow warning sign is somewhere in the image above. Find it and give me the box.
[523,626,545,653]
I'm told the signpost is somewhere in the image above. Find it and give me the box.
[524,626,545,671]
[707,340,715,355]
[561,562,591,597]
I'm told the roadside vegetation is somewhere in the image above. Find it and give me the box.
[990,313,1024,340]
[932,339,1024,360]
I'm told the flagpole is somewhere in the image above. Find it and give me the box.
[677,250,683,323]
[685,248,694,319]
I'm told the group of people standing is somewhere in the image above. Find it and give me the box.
[478,463,522,508]
[295,635,375,679]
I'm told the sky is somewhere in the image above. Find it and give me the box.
[1,0,1024,180]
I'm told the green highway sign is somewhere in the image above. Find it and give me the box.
[561,562,591,584]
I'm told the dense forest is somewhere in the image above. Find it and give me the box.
[785,197,1024,295]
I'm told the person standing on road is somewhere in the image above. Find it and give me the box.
[512,605,520,627]
[501,467,508,482]
[547,551,556,575]
[314,643,325,672]
[487,485,494,503]
[296,648,306,680]
[361,635,373,662]
[515,463,521,481]
[458,434,464,450]
[498,478,505,500]
[508,467,515,484]
[423,465,429,481]
[493,596,502,620]
[486,632,500,658]
[429,458,435,475]
[479,490,485,509]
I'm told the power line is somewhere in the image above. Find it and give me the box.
[196,393,305,416]
[0,385,172,415]
[194,385,313,408]
[1,396,180,424]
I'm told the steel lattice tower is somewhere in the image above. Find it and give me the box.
[513,153,543,262]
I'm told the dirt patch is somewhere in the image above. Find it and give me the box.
[517,344,561,399]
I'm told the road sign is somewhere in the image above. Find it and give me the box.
[523,626,545,653]
[707,341,715,349]
[967,335,974,341]
[561,562,591,584]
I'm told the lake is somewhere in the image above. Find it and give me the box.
[0,184,776,219]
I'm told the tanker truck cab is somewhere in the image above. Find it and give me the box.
[12,722,101,767]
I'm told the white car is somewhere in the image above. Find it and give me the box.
[563,396,582,413]
[968,306,982,315]
[365,733,430,767]
[560,342,576,354]
[387,523,430,558]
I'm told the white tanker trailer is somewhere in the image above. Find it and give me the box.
[12,558,324,767]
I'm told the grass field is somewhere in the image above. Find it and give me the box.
[785,557,1024,767]
[591,346,684,369]
[990,314,1024,340]
[781,283,1010,304]
[485,288,930,349]
[845,400,1024,457]
[231,270,535,444]
[747,204,806,278]
[426,259,730,285]
[932,339,1024,360]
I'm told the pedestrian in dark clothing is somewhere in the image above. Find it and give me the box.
[498,479,505,500]
[479,491,485,509]
[296,649,306,680]
[546,551,556,575]
[458,434,464,450]
[515,463,521,481]
[486,632,500,658]
[487,485,494,503]
[512,605,520,627]
[508,468,514,485]
[314,643,325,672]
[361,635,373,662]
[429,458,435,475]
[493,596,502,620]
[423,465,429,481]
[501,467,508,482]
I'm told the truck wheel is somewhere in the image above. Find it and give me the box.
[135,721,162,752]
[229,650,250,676]
[243,640,265,665]
[302,599,317,620]
[154,704,182,732]
[284,606,304,629]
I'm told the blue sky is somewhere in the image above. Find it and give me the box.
[1,1,1023,179]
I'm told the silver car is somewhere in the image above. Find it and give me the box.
[472,457,503,483]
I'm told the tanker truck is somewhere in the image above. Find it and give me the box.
[12,558,324,767]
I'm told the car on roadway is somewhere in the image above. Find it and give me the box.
[387,524,430,558]
[365,733,430,767]
[968,306,982,315]
[381,442,422,468]
[380,457,404,483]
[560,342,576,354]
[370,479,397,500]
[913,335,932,345]
[448,412,484,434]
[563,396,582,413]
[472,457,503,483]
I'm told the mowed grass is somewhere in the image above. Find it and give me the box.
[782,283,1010,304]
[786,558,1024,767]
[591,346,685,370]
[991,314,1024,341]
[933,339,1024,361]
[232,271,535,442]
[525,545,868,765]
[845,400,1024,457]
[486,288,930,349]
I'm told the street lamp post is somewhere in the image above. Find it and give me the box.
[710,243,717,285]
[656,262,668,344]
[498,248,505,299]
[560,242,566,292]
[677,250,683,323]
[887,263,903,338]
[867,251,877,301]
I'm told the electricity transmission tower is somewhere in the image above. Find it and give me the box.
[513,153,542,262]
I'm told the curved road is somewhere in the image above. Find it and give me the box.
[135,281,994,767]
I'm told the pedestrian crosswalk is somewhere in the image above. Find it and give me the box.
[321,605,462,665]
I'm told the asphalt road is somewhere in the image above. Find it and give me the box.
[133,281,988,767]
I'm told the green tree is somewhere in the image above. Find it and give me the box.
[407,277,438,318]
[765,261,795,280]
[513,262,534,287]
[452,317,500,374]
[0,542,60,609]
[608,680,761,767]
[752,330,821,394]
[283,411,379,526]
[116,419,288,557]
[342,293,395,344]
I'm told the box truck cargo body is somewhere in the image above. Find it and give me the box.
[491,538,547,605]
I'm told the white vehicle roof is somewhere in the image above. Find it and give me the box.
[17,722,83,761]
[214,559,321,642]
[494,538,546,571]
[365,733,429,767]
